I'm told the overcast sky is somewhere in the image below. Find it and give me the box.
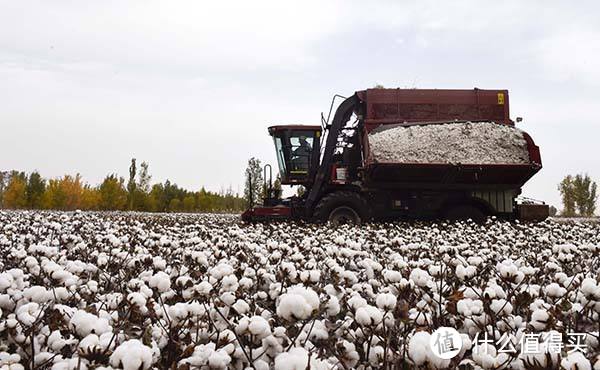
[2,1,599,208]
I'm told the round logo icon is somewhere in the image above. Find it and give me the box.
[430,327,462,359]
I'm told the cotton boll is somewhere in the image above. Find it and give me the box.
[23,286,52,303]
[16,302,42,326]
[544,283,567,298]
[207,349,231,369]
[456,265,477,280]
[325,296,340,316]
[110,340,153,370]
[248,316,271,337]
[368,345,384,366]
[232,299,250,315]
[347,295,368,310]
[277,293,313,321]
[210,263,234,279]
[274,347,309,370]
[194,281,213,296]
[149,271,171,293]
[472,343,498,369]
[561,351,592,370]
[530,309,550,331]
[457,298,484,316]
[409,268,431,288]
[408,331,431,366]
[375,293,397,310]
[127,292,147,311]
[69,310,111,337]
[355,305,383,326]
[221,274,239,292]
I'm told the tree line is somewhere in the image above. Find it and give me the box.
[0,159,246,212]
[557,174,598,217]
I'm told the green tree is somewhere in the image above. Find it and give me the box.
[3,175,27,209]
[244,157,263,207]
[558,176,576,216]
[273,174,282,199]
[182,195,196,212]
[169,198,181,212]
[26,171,46,208]
[59,174,84,210]
[127,158,137,210]
[0,171,10,207]
[41,179,66,209]
[559,174,598,217]
[99,174,127,210]
[572,174,597,216]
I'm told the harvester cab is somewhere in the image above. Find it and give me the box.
[268,125,321,186]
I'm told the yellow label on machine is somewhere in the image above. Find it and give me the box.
[497,93,505,105]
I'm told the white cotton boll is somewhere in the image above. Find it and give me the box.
[467,256,484,266]
[79,334,102,353]
[375,293,397,310]
[239,277,253,290]
[221,275,239,292]
[456,265,477,280]
[368,345,384,366]
[428,264,442,277]
[457,298,483,316]
[110,340,153,370]
[592,354,600,370]
[69,310,111,337]
[127,292,147,309]
[0,273,15,292]
[581,278,598,298]
[152,256,166,270]
[277,293,313,321]
[490,299,512,316]
[248,316,271,337]
[408,331,431,366]
[232,299,250,314]
[48,330,70,352]
[382,269,402,283]
[409,268,431,288]
[544,283,567,298]
[280,262,298,280]
[207,349,231,369]
[347,295,368,310]
[355,305,383,326]
[325,296,340,316]
[253,359,269,370]
[530,309,549,330]
[306,320,328,342]
[149,271,171,293]
[194,281,213,296]
[210,263,234,279]
[51,357,88,370]
[472,343,497,369]
[274,347,309,370]
[16,302,42,326]
[561,351,592,370]
[220,292,236,306]
[23,286,52,303]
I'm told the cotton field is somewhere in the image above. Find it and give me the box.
[0,212,599,370]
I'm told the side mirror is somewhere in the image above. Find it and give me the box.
[516,117,523,123]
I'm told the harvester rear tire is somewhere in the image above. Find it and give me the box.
[313,191,370,226]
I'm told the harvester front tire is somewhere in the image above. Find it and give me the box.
[313,191,370,226]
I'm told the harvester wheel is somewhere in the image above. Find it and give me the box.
[444,204,486,223]
[313,191,370,226]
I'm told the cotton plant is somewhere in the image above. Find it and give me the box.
[0,212,599,368]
